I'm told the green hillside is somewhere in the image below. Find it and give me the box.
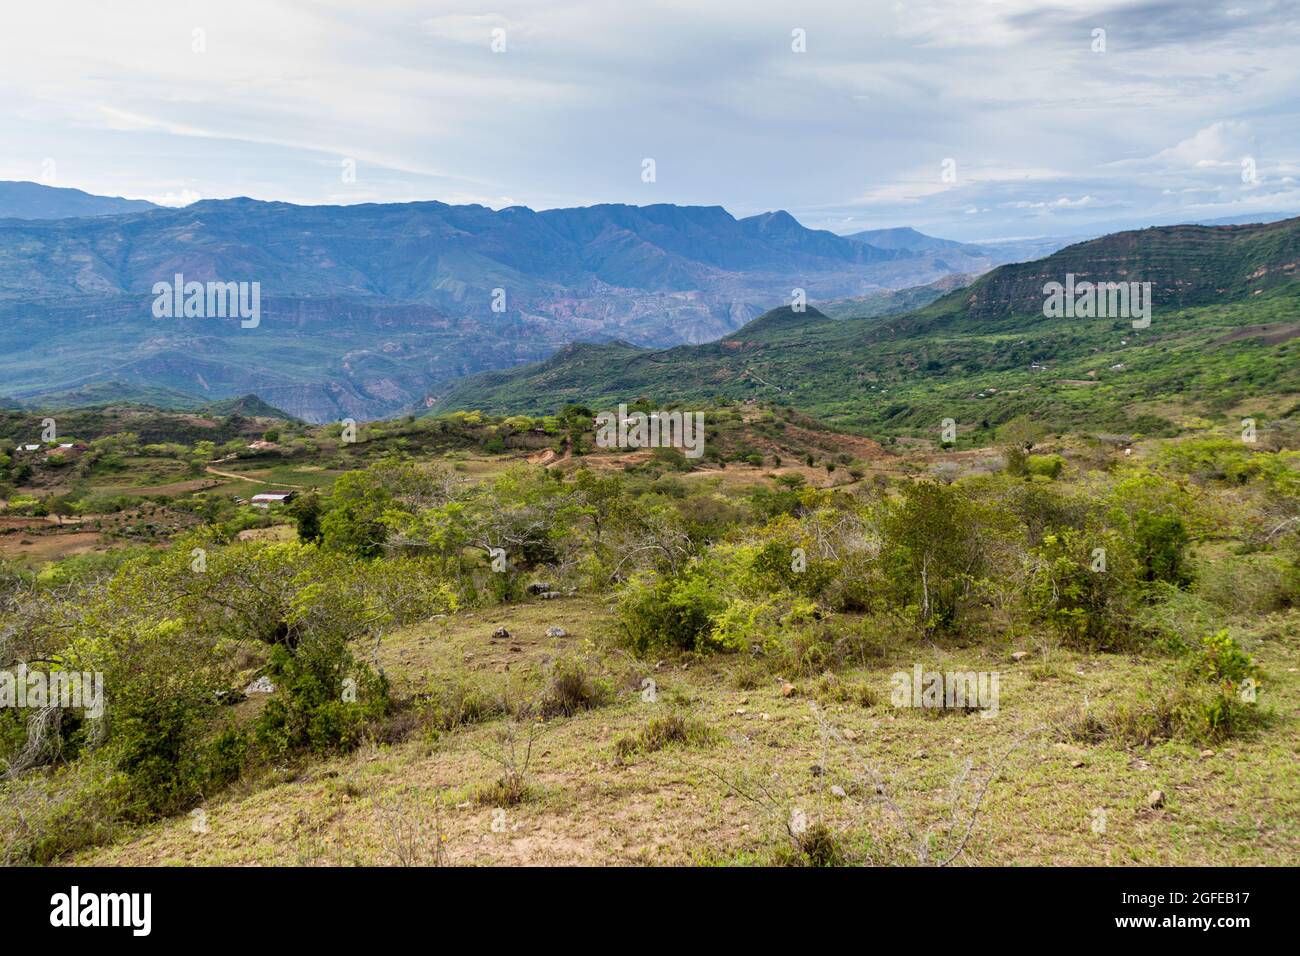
[203,394,300,421]
[4,382,298,421]
[431,218,1300,441]
[9,381,212,411]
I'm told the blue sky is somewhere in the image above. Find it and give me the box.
[2,0,1297,240]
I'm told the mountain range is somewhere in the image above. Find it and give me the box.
[0,180,158,219]
[431,216,1300,438]
[0,184,1037,421]
[2,182,1295,431]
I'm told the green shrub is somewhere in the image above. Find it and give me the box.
[1133,512,1192,587]
[1135,584,1220,653]
[879,481,1014,634]
[1194,553,1294,616]
[1026,529,1137,649]
[1025,454,1065,480]
[615,566,729,654]
[4,495,45,516]
[813,671,879,708]
[538,657,611,718]
[417,676,505,732]
[773,821,847,867]
[614,713,715,758]
[110,691,214,821]
[1061,671,1264,747]
[1190,629,1259,685]
[254,644,389,755]
[0,757,126,865]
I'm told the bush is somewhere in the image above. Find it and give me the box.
[773,821,847,867]
[614,713,714,758]
[110,692,215,821]
[254,643,389,755]
[4,495,45,516]
[537,657,611,718]
[615,566,729,654]
[1026,529,1137,649]
[416,676,505,732]
[1135,584,1220,652]
[1133,512,1192,587]
[708,595,814,654]
[1194,553,1295,616]
[1190,629,1259,685]
[475,770,530,807]
[813,671,879,708]
[0,758,126,865]
[1025,454,1065,480]
[879,481,1014,634]
[1060,654,1265,747]
[751,533,835,598]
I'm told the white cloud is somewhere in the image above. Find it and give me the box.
[0,1,1295,237]
[1150,121,1258,168]
[147,189,203,207]
[1006,195,1098,209]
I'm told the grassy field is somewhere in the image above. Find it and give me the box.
[69,596,1299,867]
[3,398,1295,868]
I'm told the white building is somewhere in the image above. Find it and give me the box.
[249,492,297,508]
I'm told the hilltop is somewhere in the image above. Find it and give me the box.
[0,180,157,220]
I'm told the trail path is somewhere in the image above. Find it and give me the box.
[205,463,303,488]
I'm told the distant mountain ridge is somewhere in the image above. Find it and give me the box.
[0,186,1024,421]
[430,216,1300,436]
[846,226,984,255]
[0,180,157,219]
[0,380,298,420]
[0,196,941,308]
[925,217,1300,329]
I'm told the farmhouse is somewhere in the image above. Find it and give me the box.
[249,491,297,508]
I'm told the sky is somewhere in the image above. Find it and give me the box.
[1,0,1298,241]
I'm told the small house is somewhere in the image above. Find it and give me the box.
[250,491,297,509]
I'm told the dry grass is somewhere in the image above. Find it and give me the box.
[63,597,1300,867]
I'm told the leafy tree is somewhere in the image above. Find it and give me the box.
[288,491,324,543]
[320,470,395,558]
[879,481,1014,633]
[1133,512,1192,586]
[47,495,76,525]
[999,415,1047,477]
[1027,528,1136,649]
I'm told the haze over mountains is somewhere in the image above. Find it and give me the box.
[0,182,1039,421]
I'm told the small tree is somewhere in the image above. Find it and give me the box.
[998,416,1047,477]
[288,492,324,544]
[47,496,75,526]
